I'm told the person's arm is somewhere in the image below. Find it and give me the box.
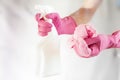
[70,0,103,25]
[35,0,103,36]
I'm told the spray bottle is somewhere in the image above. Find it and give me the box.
[34,5,61,78]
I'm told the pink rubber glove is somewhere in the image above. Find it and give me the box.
[68,24,120,58]
[45,13,77,35]
[86,30,120,54]
[35,13,52,36]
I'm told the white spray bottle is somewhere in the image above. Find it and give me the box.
[34,5,61,78]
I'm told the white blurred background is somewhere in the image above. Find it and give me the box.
[0,0,120,80]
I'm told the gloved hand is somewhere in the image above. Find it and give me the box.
[35,13,77,36]
[46,13,77,35]
[68,24,98,58]
[68,24,120,58]
[35,13,52,36]
[86,30,120,55]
